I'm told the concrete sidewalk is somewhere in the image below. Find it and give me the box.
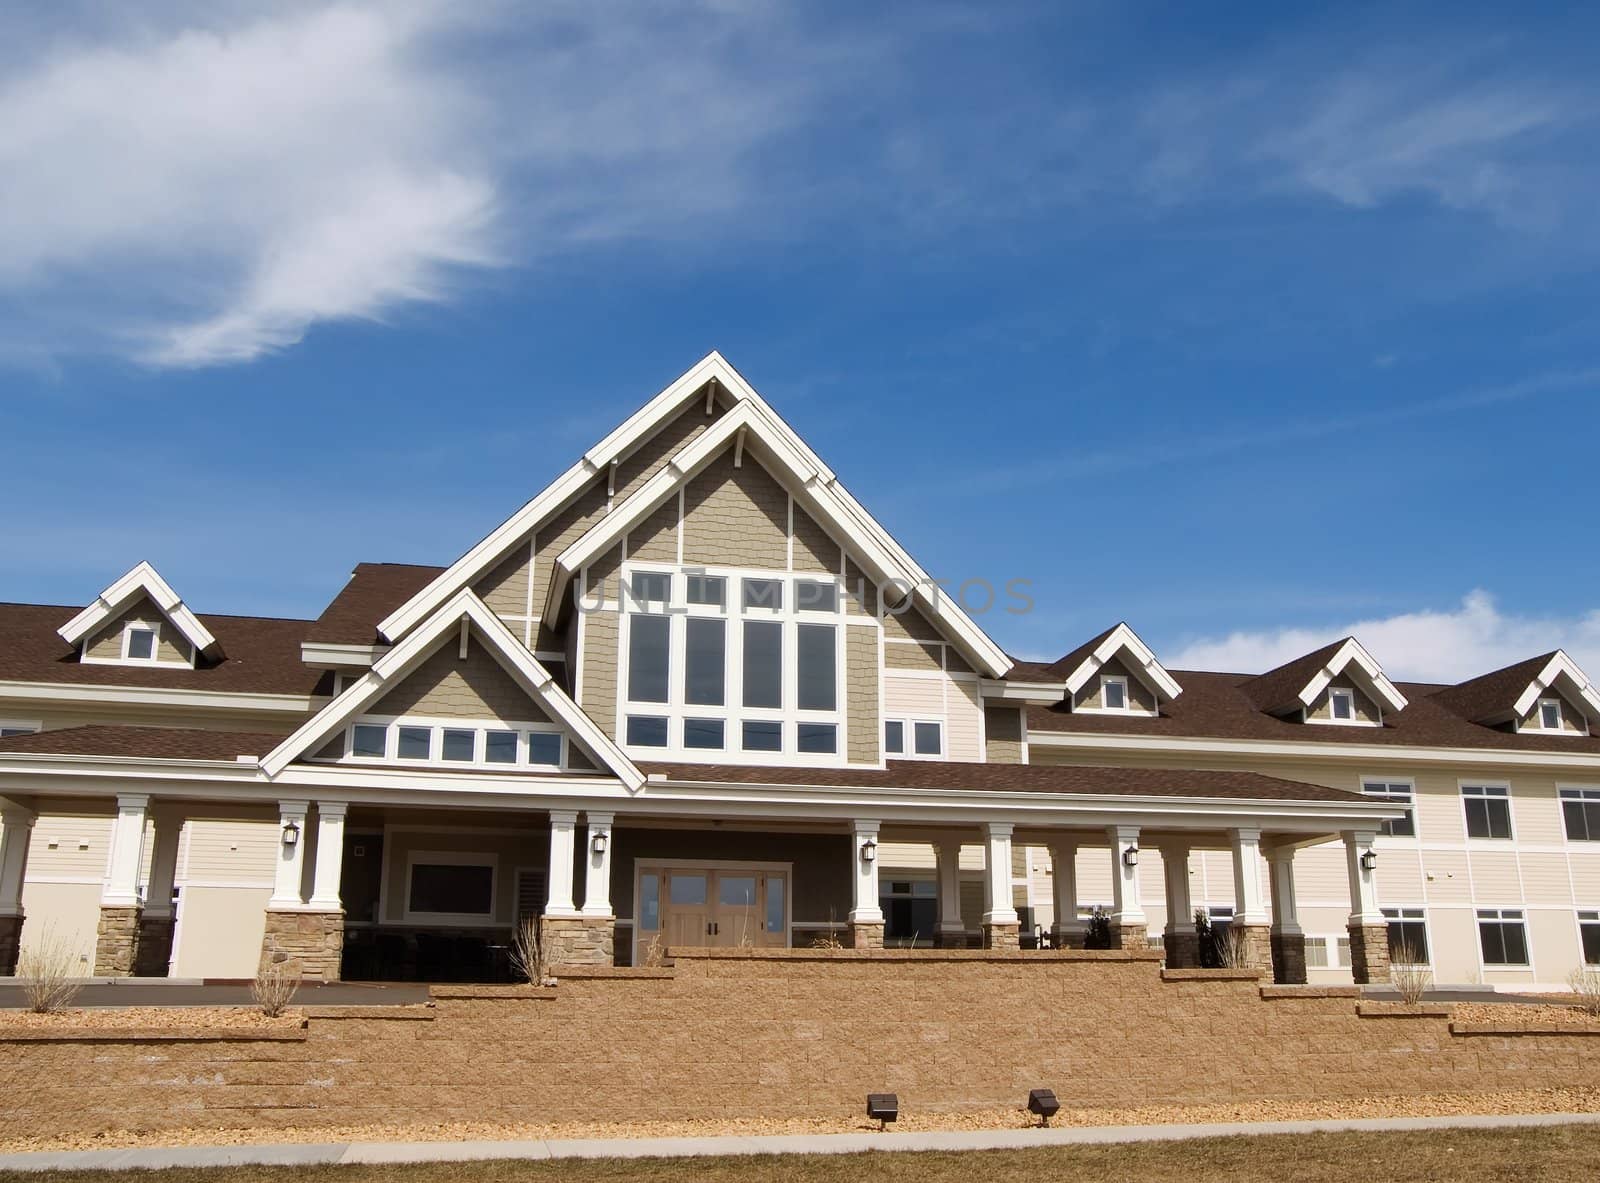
[1,1111,1597,1173]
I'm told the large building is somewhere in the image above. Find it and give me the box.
[1,354,1597,990]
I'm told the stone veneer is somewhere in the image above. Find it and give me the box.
[1162,928,1199,969]
[1348,922,1392,986]
[982,922,1020,951]
[848,921,884,950]
[0,914,21,976]
[1108,921,1147,951]
[133,915,176,978]
[1234,923,1274,974]
[260,910,345,982]
[1271,931,1309,985]
[93,906,142,976]
[541,916,614,969]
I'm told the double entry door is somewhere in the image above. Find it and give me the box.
[638,864,788,959]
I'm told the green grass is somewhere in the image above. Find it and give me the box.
[2,1126,1596,1182]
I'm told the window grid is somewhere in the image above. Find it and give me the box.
[1462,784,1514,840]
[341,719,566,770]
[1382,906,1429,964]
[1476,908,1529,966]
[1580,911,1600,967]
[1363,780,1416,838]
[883,716,944,759]
[1561,789,1600,842]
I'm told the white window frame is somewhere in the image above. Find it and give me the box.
[1559,786,1600,844]
[883,716,944,760]
[1361,778,1418,840]
[79,617,196,669]
[616,562,850,766]
[1475,907,1530,968]
[403,850,499,927]
[1530,697,1567,732]
[1461,782,1515,842]
[1381,905,1430,966]
[1578,909,1600,967]
[632,858,794,958]
[1074,672,1155,716]
[335,715,568,772]
[1101,676,1129,712]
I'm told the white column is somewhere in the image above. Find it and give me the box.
[267,800,310,909]
[1159,844,1194,934]
[0,805,36,916]
[935,838,964,938]
[581,811,614,917]
[1107,825,1145,926]
[308,802,348,911]
[102,794,150,907]
[1343,829,1383,926]
[1046,838,1082,937]
[982,823,1019,926]
[1267,848,1302,935]
[142,810,184,919]
[1229,827,1269,926]
[849,820,883,923]
[545,810,578,916]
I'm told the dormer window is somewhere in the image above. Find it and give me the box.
[1102,677,1128,711]
[1539,699,1563,730]
[1330,688,1355,722]
[124,625,157,661]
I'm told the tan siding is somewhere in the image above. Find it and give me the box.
[884,640,944,672]
[1571,855,1600,903]
[1521,856,1573,905]
[1070,656,1157,713]
[182,820,278,885]
[17,882,100,969]
[680,449,788,570]
[84,597,189,663]
[25,815,112,880]
[843,558,879,617]
[581,610,620,736]
[1421,850,1474,903]
[845,624,880,765]
[473,547,532,618]
[880,602,942,642]
[371,633,550,722]
[532,479,609,619]
[1510,781,1566,845]
[884,675,943,719]
[984,704,1024,764]
[1291,842,1350,904]
[628,499,679,564]
[946,649,973,675]
[1471,851,1522,900]
[614,400,724,504]
[170,887,269,978]
[946,678,983,762]
[1518,696,1586,734]
[1307,679,1383,724]
[791,505,839,574]
[585,544,624,604]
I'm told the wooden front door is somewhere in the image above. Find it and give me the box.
[640,865,789,959]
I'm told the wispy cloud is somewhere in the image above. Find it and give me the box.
[1169,590,1600,683]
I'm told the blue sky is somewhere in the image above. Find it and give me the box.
[3,1,1598,681]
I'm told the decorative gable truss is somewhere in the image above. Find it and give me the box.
[57,561,221,668]
[374,351,1011,679]
[1055,623,1182,715]
[1509,651,1599,734]
[1253,637,1408,726]
[262,589,644,790]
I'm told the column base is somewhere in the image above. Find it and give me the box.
[983,922,1020,951]
[94,905,142,976]
[935,925,970,949]
[848,921,884,950]
[260,910,345,982]
[1271,930,1308,984]
[541,915,615,970]
[1348,922,1391,985]
[1234,923,1274,972]
[134,913,175,977]
[1107,921,1147,951]
[1163,928,1199,968]
[0,914,21,976]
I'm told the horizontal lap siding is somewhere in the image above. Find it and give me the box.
[83,596,189,663]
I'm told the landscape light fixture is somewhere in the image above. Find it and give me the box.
[592,831,608,856]
[1027,1088,1060,1128]
[860,838,877,863]
[1122,843,1139,868]
[281,820,300,848]
[866,1093,898,1131]
[1360,849,1378,873]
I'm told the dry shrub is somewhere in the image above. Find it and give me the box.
[252,957,301,1018]
[640,932,666,968]
[810,927,846,950]
[509,913,548,985]
[1569,965,1600,1018]
[16,926,83,1014]
[1212,923,1249,969]
[1389,939,1433,1006]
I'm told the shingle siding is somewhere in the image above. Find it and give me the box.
[371,633,550,722]
[83,597,189,663]
[846,625,880,764]
[681,449,788,569]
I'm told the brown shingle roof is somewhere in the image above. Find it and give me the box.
[1429,652,1556,724]
[1040,624,1119,679]
[304,562,446,645]
[0,603,328,697]
[1238,639,1349,715]
[639,760,1365,803]
[0,725,284,761]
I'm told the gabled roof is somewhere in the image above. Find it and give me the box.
[1432,650,1600,726]
[262,589,644,790]
[56,562,221,660]
[1046,622,1183,705]
[374,352,1013,679]
[306,563,446,646]
[0,725,281,762]
[1241,637,1408,717]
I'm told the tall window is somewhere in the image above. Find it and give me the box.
[1539,699,1564,730]
[1102,677,1128,710]
[620,567,845,759]
[1561,788,1600,842]
[1580,910,1600,966]
[1462,784,1513,840]
[1363,781,1416,837]
[1330,687,1355,721]
[1383,907,1429,964]
[1476,908,1529,966]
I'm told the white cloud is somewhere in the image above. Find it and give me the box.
[1169,591,1600,684]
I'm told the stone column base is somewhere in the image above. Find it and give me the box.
[541,915,615,970]
[983,922,1020,951]
[1051,925,1087,950]
[260,909,345,982]
[1108,921,1147,951]
[94,905,142,976]
[0,914,22,976]
[1234,923,1274,972]
[848,921,884,950]
[134,913,176,977]
[1348,922,1391,985]
[1271,930,1308,984]
[935,926,969,949]
[1163,928,1199,968]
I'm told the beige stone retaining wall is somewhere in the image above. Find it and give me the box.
[3,949,1599,1140]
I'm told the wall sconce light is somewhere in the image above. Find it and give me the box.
[281,820,300,848]
[1360,849,1378,873]
[1122,843,1139,867]
[860,838,877,863]
[592,831,608,856]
